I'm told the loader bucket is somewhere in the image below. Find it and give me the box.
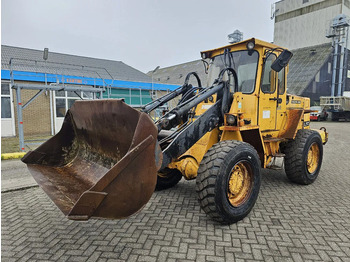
[22,99,162,221]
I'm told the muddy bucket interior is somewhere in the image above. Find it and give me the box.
[22,100,162,220]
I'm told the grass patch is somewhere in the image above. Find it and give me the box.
[1,135,52,153]
[1,137,20,153]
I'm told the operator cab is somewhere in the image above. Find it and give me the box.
[205,49,259,94]
[201,38,293,131]
[201,38,292,95]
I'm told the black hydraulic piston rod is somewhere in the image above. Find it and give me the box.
[172,68,237,120]
[142,72,202,114]
[158,83,225,130]
[171,83,224,121]
[141,84,191,114]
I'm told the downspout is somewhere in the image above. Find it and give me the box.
[331,39,339,97]
[50,90,54,135]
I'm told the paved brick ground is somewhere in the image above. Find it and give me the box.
[2,122,350,261]
[1,159,36,192]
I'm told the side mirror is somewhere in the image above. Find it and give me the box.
[271,50,293,72]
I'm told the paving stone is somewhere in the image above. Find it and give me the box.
[1,122,350,261]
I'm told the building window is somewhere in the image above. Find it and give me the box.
[55,98,66,117]
[101,88,152,106]
[55,90,89,117]
[302,0,309,4]
[1,83,12,119]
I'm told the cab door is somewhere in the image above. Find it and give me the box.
[259,54,278,131]
[276,68,286,131]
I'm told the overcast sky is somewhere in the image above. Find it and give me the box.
[2,0,276,73]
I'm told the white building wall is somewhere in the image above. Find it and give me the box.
[343,4,350,17]
[275,0,326,14]
[273,0,349,49]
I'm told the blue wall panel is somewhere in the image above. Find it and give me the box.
[1,69,180,91]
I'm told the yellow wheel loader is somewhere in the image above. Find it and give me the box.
[22,38,328,224]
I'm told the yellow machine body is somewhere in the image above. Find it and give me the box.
[169,38,328,179]
[22,38,328,222]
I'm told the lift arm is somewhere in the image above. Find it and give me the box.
[142,72,202,114]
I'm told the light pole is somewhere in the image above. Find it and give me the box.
[43,48,49,85]
[151,66,160,100]
[43,48,55,136]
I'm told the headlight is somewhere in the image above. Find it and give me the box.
[201,52,208,59]
[226,114,236,125]
[246,41,255,50]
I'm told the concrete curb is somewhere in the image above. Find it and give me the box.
[2,184,39,193]
[1,152,26,160]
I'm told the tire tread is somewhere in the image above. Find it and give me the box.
[196,140,260,224]
[281,129,322,185]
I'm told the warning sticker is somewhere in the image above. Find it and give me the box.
[201,104,212,110]
[263,110,270,119]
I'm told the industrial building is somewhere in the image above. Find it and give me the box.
[273,0,350,49]
[273,0,350,103]
[148,42,349,103]
[150,0,350,107]
[1,45,178,144]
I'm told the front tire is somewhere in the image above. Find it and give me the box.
[155,168,182,191]
[281,129,323,185]
[196,141,261,224]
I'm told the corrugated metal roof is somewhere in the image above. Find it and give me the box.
[149,43,332,95]
[147,60,207,86]
[1,45,151,82]
[287,43,332,95]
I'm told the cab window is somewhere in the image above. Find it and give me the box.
[207,50,259,94]
[278,68,285,95]
[261,54,277,94]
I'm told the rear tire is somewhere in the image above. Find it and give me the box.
[196,141,261,224]
[281,129,323,185]
[155,168,182,191]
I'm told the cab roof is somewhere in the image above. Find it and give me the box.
[200,38,287,58]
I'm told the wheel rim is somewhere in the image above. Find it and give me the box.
[227,161,253,207]
[306,142,320,174]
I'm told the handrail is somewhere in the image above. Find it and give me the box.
[8,58,114,91]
